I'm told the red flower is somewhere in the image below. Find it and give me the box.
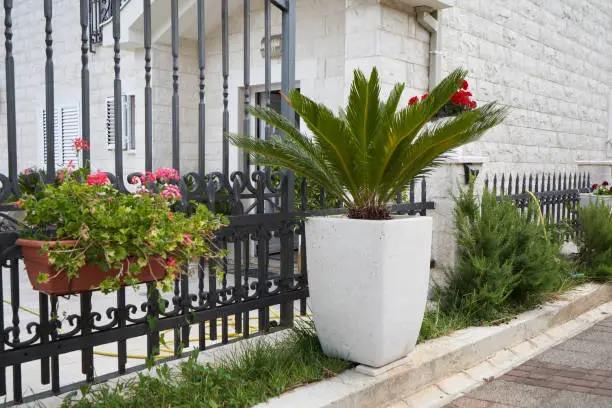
[57,169,66,184]
[168,211,174,220]
[592,184,599,190]
[470,101,477,109]
[462,79,469,90]
[73,138,90,152]
[409,96,419,105]
[23,168,32,175]
[154,168,180,182]
[139,171,156,183]
[421,93,428,101]
[87,172,110,186]
[603,181,609,186]
[166,257,177,268]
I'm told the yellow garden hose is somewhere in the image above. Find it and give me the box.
[2,299,43,317]
[525,190,548,242]
[2,299,311,360]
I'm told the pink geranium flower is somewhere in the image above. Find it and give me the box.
[73,138,90,152]
[154,168,180,182]
[160,184,182,200]
[87,172,110,186]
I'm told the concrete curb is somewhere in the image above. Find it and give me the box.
[258,283,612,408]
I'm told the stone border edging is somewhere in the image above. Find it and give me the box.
[258,283,612,408]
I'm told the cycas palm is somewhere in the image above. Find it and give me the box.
[229,67,508,219]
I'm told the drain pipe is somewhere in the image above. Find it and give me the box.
[416,6,442,89]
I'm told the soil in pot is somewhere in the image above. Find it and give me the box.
[17,238,167,296]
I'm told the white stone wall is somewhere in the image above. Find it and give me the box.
[150,41,200,174]
[440,0,612,176]
[344,0,430,102]
[425,0,612,276]
[0,0,151,176]
[202,0,346,173]
[0,0,201,178]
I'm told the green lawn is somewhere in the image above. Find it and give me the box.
[61,322,351,408]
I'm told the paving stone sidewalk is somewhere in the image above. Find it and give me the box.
[444,316,612,408]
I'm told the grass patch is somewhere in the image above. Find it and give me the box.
[418,307,472,343]
[61,321,351,408]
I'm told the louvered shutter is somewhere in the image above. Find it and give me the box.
[106,97,116,149]
[106,95,135,151]
[42,109,62,168]
[42,107,80,168]
[60,107,80,167]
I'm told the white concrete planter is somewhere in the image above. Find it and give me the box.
[580,193,612,207]
[305,215,433,368]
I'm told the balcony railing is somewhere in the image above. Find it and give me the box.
[89,0,129,49]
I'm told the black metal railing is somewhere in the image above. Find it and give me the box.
[484,172,591,226]
[0,1,434,405]
[88,0,128,49]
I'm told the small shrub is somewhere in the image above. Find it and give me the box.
[577,200,612,280]
[437,184,570,321]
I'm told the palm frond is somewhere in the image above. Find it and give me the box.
[229,67,508,218]
[382,103,509,201]
[344,69,384,187]
[228,134,349,202]
[284,90,360,198]
[371,68,468,190]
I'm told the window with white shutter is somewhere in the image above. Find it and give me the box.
[41,106,81,168]
[106,95,135,151]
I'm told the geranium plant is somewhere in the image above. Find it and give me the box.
[17,168,226,294]
[14,138,91,200]
[410,79,478,120]
[591,181,612,196]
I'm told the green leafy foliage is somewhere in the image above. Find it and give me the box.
[577,200,612,280]
[436,184,572,321]
[229,67,507,219]
[19,176,226,294]
[61,321,351,408]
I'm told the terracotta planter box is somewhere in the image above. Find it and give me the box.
[17,239,167,296]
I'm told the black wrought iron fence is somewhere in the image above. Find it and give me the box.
[484,172,591,227]
[0,0,434,405]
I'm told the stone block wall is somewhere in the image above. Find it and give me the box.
[440,0,612,177]
[203,0,346,173]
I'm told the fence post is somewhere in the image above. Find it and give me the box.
[279,0,297,328]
